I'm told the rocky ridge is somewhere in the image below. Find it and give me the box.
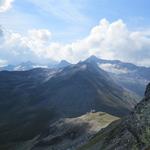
[79,83,150,150]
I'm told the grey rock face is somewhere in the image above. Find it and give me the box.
[145,83,150,99]
[79,83,150,150]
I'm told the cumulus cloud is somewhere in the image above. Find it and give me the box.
[44,18,150,66]
[0,0,14,12]
[28,29,52,41]
[0,29,52,64]
[99,63,129,74]
[0,19,150,66]
[0,59,7,67]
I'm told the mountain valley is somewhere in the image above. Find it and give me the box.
[0,56,149,150]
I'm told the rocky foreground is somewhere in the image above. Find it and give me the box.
[0,112,118,150]
[79,83,150,150]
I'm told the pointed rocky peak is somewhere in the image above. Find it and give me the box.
[59,60,70,65]
[88,55,99,60]
[77,60,104,74]
[85,55,101,63]
[56,60,71,68]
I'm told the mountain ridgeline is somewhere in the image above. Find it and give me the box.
[86,56,150,97]
[0,59,138,149]
[0,56,149,150]
[1,56,149,97]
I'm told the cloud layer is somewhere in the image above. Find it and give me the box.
[0,19,150,66]
[0,0,14,12]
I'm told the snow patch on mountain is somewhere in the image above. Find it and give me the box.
[33,65,48,69]
[98,63,129,74]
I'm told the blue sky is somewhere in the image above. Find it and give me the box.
[0,0,150,66]
[1,0,150,41]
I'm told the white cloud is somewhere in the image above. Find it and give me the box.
[0,19,150,66]
[0,29,52,64]
[0,59,7,67]
[0,0,14,12]
[28,29,52,41]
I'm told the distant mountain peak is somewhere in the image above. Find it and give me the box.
[20,61,34,65]
[56,60,71,68]
[86,55,100,62]
[59,60,70,64]
[89,55,99,59]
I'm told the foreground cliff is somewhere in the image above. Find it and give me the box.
[0,112,118,150]
[79,83,150,150]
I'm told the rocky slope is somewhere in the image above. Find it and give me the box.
[79,83,150,150]
[86,55,150,97]
[0,61,138,149]
[5,112,118,150]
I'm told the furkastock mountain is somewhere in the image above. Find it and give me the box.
[0,59,138,149]
[86,56,150,97]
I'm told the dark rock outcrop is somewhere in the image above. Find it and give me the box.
[145,83,150,99]
[79,83,150,150]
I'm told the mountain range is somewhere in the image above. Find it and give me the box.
[0,60,71,71]
[0,56,149,150]
[0,57,139,149]
[1,56,149,97]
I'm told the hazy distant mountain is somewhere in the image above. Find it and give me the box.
[0,61,49,71]
[0,60,71,71]
[14,61,39,71]
[79,83,150,150]
[0,60,138,148]
[86,55,150,97]
[55,60,71,68]
[1,56,149,97]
